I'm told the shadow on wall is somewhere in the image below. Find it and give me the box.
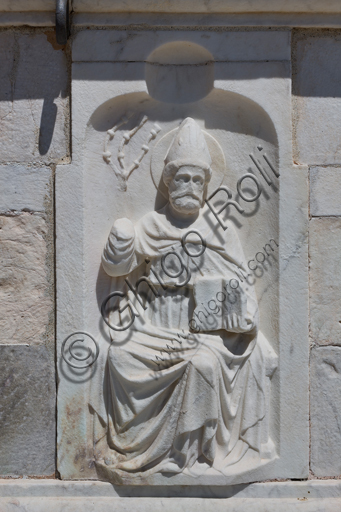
[145,41,215,104]
[89,89,278,139]
[0,29,68,156]
[293,29,341,98]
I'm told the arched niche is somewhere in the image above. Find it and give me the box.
[85,88,279,353]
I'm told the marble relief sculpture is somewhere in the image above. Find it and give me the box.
[93,118,277,482]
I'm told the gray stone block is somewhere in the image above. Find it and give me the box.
[0,30,69,164]
[0,165,52,213]
[294,32,341,165]
[310,166,341,216]
[311,346,341,477]
[310,218,341,345]
[0,345,55,477]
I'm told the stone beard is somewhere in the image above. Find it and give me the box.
[92,118,277,483]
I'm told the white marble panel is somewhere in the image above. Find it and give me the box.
[57,33,308,486]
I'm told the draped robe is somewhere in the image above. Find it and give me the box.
[91,205,277,482]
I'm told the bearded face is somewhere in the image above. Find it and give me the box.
[168,165,206,215]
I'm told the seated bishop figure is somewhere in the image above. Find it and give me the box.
[94,117,277,482]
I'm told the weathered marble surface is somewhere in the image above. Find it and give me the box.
[72,0,341,13]
[310,167,341,216]
[310,218,341,346]
[293,32,341,166]
[0,346,55,477]
[1,497,341,511]
[0,161,55,475]
[0,165,52,214]
[96,117,277,482]
[3,0,341,13]
[0,1,55,10]
[2,478,341,498]
[0,12,339,511]
[0,31,68,164]
[56,27,309,485]
[1,479,341,511]
[73,30,290,62]
[0,214,53,345]
[311,346,341,477]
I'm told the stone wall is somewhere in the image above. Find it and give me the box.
[0,28,69,477]
[1,15,341,509]
[292,29,341,478]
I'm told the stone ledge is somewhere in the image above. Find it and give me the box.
[0,1,54,12]
[71,0,341,14]
[1,479,341,499]
[0,12,54,26]
[72,12,341,28]
[4,10,341,29]
[2,0,341,15]
[1,497,341,512]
